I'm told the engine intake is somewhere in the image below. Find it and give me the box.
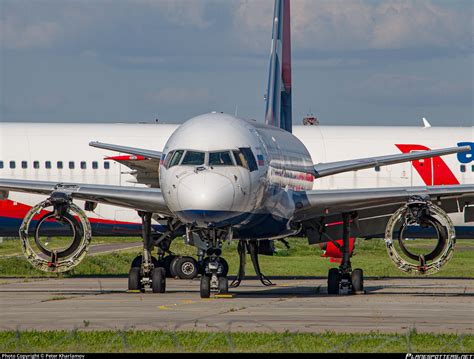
[384,197,455,275]
[19,192,92,273]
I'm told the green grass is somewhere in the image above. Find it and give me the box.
[0,237,472,278]
[0,330,472,353]
[0,236,139,257]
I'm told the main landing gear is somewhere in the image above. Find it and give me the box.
[327,213,365,295]
[127,213,183,294]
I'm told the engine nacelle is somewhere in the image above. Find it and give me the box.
[384,197,456,275]
[19,192,92,273]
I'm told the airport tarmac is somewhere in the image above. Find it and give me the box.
[0,277,472,333]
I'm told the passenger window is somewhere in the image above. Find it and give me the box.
[10,161,15,169]
[69,161,75,169]
[57,161,63,169]
[209,151,233,166]
[33,161,40,169]
[45,161,51,169]
[21,161,28,169]
[0,161,3,169]
[92,161,98,170]
[168,150,184,168]
[238,148,258,172]
[104,161,110,169]
[181,151,205,166]
[81,161,87,170]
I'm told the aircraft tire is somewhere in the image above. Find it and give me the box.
[169,256,181,278]
[128,267,142,291]
[218,276,229,294]
[175,256,199,279]
[162,255,177,277]
[351,269,364,294]
[151,267,166,293]
[200,275,211,298]
[327,268,340,295]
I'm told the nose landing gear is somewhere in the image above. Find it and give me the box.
[200,257,230,298]
[327,213,365,295]
[194,229,231,298]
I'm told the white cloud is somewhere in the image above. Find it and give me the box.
[137,0,211,29]
[146,87,211,106]
[345,73,472,107]
[233,0,472,53]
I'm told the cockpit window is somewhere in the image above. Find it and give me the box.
[234,148,258,172]
[181,151,205,166]
[168,150,184,168]
[209,151,233,166]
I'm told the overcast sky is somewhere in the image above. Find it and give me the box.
[1,0,472,126]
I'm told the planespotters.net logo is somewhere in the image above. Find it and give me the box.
[406,355,473,359]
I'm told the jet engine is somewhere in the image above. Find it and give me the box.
[384,196,455,275]
[19,192,92,273]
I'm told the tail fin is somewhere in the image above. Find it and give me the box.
[265,0,292,133]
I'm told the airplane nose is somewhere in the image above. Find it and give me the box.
[176,172,235,224]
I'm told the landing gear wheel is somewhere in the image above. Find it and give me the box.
[351,269,364,294]
[219,258,229,277]
[163,255,176,278]
[170,256,181,278]
[327,268,340,295]
[175,256,199,279]
[151,267,166,293]
[218,277,229,294]
[200,275,211,298]
[128,267,142,291]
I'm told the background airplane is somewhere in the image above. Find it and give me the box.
[1,0,473,298]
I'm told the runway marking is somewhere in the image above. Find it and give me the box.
[127,290,141,293]
[158,299,198,310]
[214,294,234,299]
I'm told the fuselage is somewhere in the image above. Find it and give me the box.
[1,116,473,238]
[159,113,313,238]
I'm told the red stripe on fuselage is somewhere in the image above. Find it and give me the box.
[396,144,460,186]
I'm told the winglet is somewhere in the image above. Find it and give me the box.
[422,117,432,128]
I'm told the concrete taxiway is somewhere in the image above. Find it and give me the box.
[0,277,472,333]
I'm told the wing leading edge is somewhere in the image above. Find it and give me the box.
[0,179,171,216]
[277,146,470,179]
[294,184,474,222]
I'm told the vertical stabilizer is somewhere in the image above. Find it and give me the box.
[265,0,292,133]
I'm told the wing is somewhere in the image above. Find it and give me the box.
[312,146,469,179]
[90,141,163,188]
[293,184,474,239]
[89,141,162,160]
[274,145,470,178]
[106,155,160,188]
[0,179,172,216]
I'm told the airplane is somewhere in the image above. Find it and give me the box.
[0,0,473,297]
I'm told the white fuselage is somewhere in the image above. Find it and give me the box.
[1,118,472,236]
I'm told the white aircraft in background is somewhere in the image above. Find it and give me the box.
[1,0,473,298]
